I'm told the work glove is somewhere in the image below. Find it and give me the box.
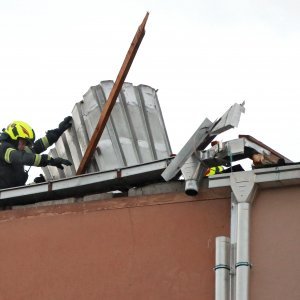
[45,116,73,145]
[58,116,73,134]
[34,174,46,183]
[48,157,72,170]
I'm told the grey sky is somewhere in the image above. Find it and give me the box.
[1,0,300,180]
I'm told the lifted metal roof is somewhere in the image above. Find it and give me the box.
[43,81,172,180]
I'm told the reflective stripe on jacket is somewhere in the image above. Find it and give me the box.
[205,166,224,176]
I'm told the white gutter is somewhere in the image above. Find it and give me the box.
[209,164,300,190]
[0,158,170,207]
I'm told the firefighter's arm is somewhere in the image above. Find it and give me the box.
[32,116,72,154]
[4,147,49,167]
[5,147,72,169]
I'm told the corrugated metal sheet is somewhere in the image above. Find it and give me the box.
[43,81,172,179]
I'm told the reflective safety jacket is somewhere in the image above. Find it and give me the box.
[0,128,61,189]
[205,166,224,176]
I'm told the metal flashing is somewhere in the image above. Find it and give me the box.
[162,102,245,182]
[0,159,171,207]
[209,164,300,189]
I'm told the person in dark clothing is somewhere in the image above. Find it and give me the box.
[0,117,73,189]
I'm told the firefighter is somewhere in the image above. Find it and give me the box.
[205,166,224,176]
[0,117,73,189]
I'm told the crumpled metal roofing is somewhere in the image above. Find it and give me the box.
[43,81,172,180]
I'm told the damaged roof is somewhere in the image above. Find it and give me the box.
[0,82,297,207]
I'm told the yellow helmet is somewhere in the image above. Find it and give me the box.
[5,121,35,143]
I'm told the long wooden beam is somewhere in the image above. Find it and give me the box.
[76,12,149,175]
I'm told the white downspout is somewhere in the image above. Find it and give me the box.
[209,171,258,300]
[215,236,230,300]
[180,154,206,196]
[230,172,257,300]
[235,202,251,300]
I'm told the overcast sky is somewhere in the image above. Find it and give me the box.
[1,0,300,181]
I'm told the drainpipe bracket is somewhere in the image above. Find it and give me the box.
[214,264,231,271]
[235,261,253,268]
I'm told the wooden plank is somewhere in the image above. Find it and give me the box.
[76,12,149,175]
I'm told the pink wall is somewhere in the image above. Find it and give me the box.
[0,191,230,300]
[251,186,300,300]
[2,184,298,299]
